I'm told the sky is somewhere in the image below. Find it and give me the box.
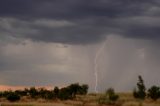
[0,0,160,92]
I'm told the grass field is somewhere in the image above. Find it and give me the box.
[1,93,160,106]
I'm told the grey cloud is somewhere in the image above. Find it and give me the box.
[0,18,107,44]
[0,0,157,19]
[0,0,160,44]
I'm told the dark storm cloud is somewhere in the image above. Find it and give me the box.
[0,0,157,19]
[0,0,160,44]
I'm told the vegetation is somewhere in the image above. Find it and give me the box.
[53,86,59,99]
[106,88,119,102]
[28,87,38,98]
[148,85,160,101]
[133,75,146,100]
[98,88,119,105]
[1,76,160,106]
[58,83,88,100]
[6,92,20,102]
[0,83,89,102]
[132,75,160,102]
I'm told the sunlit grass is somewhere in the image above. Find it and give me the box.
[1,93,160,106]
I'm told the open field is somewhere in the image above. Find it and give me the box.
[1,93,160,106]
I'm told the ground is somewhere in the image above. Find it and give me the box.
[1,93,160,106]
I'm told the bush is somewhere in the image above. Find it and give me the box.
[0,83,89,101]
[44,91,55,100]
[106,88,119,102]
[98,95,109,105]
[68,83,81,98]
[2,91,11,98]
[53,86,59,98]
[133,88,139,98]
[7,92,20,102]
[58,87,72,100]
[29,87,38,98]
[109,94,119,102]
[78,84,89,95]
[148,86,160,101]
[98,88,119,105]
[15,90,27,96]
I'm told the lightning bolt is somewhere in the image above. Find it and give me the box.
[94,40,107,93]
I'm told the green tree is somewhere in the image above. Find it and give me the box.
[78,84,89,95]
[58,87,71,100]
[7,92,20,102]
[38,88,47,99]
[2,91,12,98]
[58,83,89,100]
[44,91,55,100]
[15,90,27,96]
[148,86,160,101]
[53,86,59,98]
[68,83,80,98]
[0,92,3,98]
[133,75,146,100]
[29,87,38,98]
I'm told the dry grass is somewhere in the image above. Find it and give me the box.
[1,102,69,106]
[1,93,160,106]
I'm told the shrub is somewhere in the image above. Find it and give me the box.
[0,83,89,101]
[58,87,72,100]
[148,86,160,101]
[15,90,27,96]
[53,86,59,98]
[98,95,109,105]
[68,83,80,98]
[7,92,20,102]
[78,84,89,95]
[0,92,3,98]
[44,91,55,100]
[2,91,11,98]
[98,88,119,105]
[29,87,38,98]
[106,88,119,102]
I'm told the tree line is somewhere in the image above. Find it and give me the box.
[0,75,160,103]
[0,83,88,102]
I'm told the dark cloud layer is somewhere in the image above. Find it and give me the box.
[0,0,158,19]
[0,0,160,44]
